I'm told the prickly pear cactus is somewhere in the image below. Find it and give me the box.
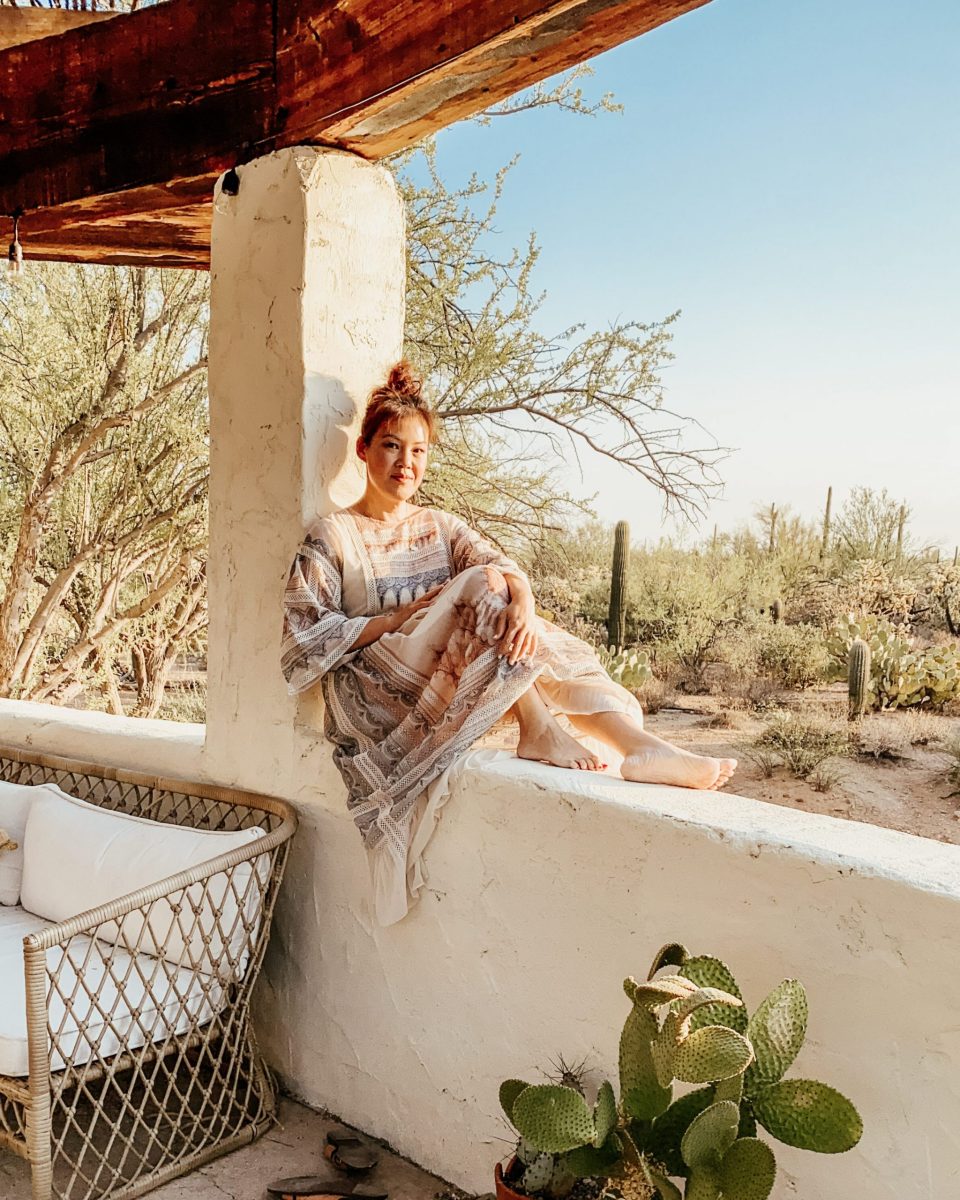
[847,638,871,720]
[750,1078,862,1153]
[744,980,808,1092]
[599,646,652,691]
[672,1025,754,1084]
[511,1085,597,1154]
[717,1137,776,1200]
[607,520,630,649]
[498,944,862,1198]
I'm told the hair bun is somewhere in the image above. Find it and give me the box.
[386,360,422,399]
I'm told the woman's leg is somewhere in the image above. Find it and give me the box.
[568,709,737,791]
[511,687,607,772]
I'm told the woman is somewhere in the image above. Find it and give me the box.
[281,363,736,923]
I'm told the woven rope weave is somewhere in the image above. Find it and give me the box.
[0,745,297,1200]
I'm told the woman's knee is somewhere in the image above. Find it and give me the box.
[454,563,509,604]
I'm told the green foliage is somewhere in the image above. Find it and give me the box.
[754,622,829,690]
[609,551,775,689]
[0,263,208,713]
[827,614,960,710]
[831,487,916,567]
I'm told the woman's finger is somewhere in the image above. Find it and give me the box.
[510,630,531,666]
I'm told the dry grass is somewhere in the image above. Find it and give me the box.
[809,760,845,793]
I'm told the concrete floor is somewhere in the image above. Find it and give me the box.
[0,1097,462,1200]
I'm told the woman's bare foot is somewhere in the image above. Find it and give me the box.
[517,720,606,772]
[621,744,737,791]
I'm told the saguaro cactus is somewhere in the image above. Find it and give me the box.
[768,504,778,555]
[847,638,871,719]
[607,520,630,649]
[895,505,906,564]
[820,485,833,560]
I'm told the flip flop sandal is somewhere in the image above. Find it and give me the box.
[324,1131,380,1174]
[267,1176,388,1200]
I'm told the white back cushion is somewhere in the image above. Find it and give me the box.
[21,787,265,973]
[0,781,48,906]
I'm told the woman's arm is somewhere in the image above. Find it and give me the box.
[498,571,539,666]
[344,586,443,651]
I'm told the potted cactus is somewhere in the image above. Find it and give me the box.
[496,943,862,1200]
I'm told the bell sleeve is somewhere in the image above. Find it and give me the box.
[280,531,372,694]
[446,514,526,581]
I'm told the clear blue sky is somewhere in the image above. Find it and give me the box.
[423,0,960,548]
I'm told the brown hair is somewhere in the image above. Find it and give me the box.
[360,360,438,445]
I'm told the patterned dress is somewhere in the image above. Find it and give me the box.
[281,506,641,923]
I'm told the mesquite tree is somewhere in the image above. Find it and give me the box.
[0,67,725,713]
[0,264,208,710]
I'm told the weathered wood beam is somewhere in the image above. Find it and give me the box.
[0,0,711,267]
[0,9,115,53]
[277,0,712,158]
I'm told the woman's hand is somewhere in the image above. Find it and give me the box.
[495,591,539,666]
[386,584,444,632]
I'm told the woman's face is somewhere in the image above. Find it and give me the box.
[357,415,430,504]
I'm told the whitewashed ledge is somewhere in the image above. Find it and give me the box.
[0,698,204,779]
[0,700,958,1199]
[265,748,960,1200]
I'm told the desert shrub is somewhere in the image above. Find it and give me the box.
[635,676,674,715]
[826,614,960,710]
[587,550,777,690]
[743,746,780,777]
[914,563,960,635]
[788,560,923,631]
[726,674,784,713]
[756,622,829,690]
[943,735,960,795]
[754,710,850,778]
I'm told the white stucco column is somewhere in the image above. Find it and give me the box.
[204,147,405,792]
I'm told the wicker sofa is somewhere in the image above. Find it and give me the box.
[0,745,297,1200]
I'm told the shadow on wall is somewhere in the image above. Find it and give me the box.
[301,371,366,524]
[294,371,366,733]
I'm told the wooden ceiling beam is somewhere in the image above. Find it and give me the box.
[0,0,711,267]
[0,9,116,53]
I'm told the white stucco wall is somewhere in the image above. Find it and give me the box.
[2,146,958,1199]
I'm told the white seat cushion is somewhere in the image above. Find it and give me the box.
[0,781,51,906]
[0,906,225,1078]
[20,787,265,972]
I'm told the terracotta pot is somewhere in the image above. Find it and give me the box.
[494,1158,525,1200]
